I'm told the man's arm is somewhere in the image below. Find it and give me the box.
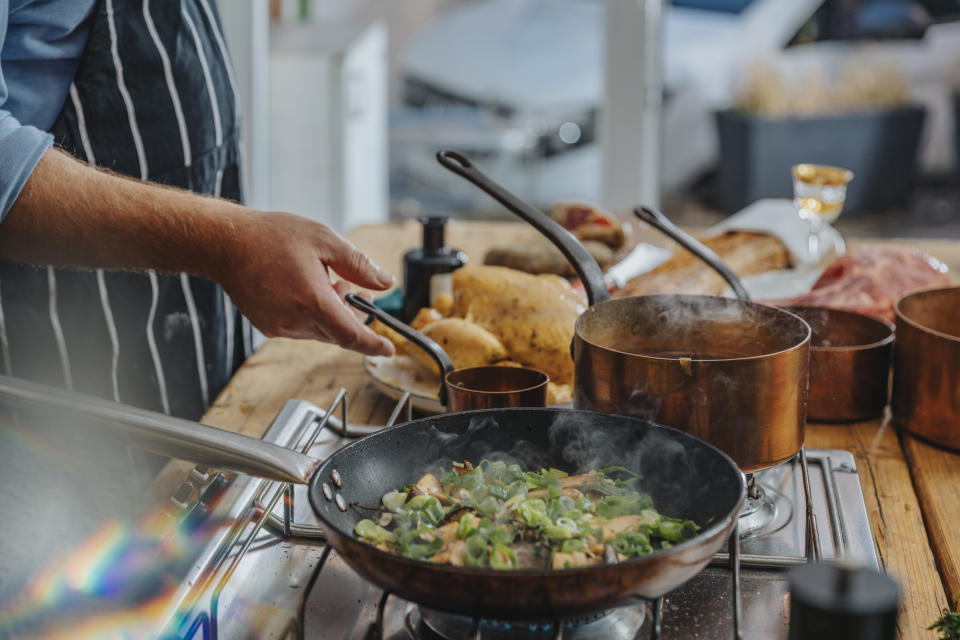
[0,147,395,356]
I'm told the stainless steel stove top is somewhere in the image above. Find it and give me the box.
[159,398,879,640]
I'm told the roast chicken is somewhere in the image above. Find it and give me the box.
[449,266,584,384]
[373,265,583,403]
[400,318,508,375]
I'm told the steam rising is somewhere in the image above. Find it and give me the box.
[412,411,735,522]
[582,295,810,359]
[423,415,554,472]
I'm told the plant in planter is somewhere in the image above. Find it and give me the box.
[716,60,925,215]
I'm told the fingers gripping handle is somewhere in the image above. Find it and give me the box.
[436,150,610,307]
[633,206,752,302]
[345,294,454,407]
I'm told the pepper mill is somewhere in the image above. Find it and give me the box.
[789,563,899,640]
[402,217,467,322]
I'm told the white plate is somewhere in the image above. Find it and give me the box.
[363,355,446,414]
[362,355,573,415]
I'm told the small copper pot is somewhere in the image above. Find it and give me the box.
[787,306,894,422]
[892,286,960,451]
[446,366,548,411]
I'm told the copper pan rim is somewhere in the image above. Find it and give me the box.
[445,366,549,395]
[895,285,960,344]
[788,305,895,353]
[575,295,812,362]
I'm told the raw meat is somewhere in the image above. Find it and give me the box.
[769,246,950,321]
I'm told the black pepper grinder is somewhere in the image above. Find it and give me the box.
[789,563,899,640]
[402,217,467,322]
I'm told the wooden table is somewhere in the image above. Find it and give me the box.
[151,221,960,639]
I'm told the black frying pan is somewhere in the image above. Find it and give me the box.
[0,375,745,620]
[308,407,744,618]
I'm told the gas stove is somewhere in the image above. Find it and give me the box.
[159,394,879,640]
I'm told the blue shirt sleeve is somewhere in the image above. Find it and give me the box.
[0,1,54,222]
[0,111,52,221]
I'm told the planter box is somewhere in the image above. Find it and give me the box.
[715,106,926,215]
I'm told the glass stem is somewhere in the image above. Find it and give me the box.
[807,216,822,262]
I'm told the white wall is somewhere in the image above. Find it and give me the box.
[268,21,389,233]
[299,0,459,105]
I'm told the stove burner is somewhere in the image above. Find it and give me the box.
[738,475,793,537]
[411,604,646,640]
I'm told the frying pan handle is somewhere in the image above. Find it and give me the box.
[436,150,610,307]
[0,374,320,485]
[633,206,752,302]
[345,293,453,407]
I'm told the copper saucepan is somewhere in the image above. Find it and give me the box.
[346,294,549,411]
[787,306,894,422]
[436,151,810,472]
[892,285,960,451]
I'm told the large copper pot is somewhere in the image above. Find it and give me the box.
[892,286,960,451]
[574,295,810,472]
[437,151,811,472]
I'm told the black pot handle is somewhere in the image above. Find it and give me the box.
[436,150,610,307]
[633,206,752,302]
[345,293,454,407]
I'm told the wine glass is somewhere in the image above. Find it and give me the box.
[792,164,854,264]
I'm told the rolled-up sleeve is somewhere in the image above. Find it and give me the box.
[0,110,52,221]
[0,0,54,223]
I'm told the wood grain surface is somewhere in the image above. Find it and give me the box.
[149,221,960,638]
[807,420,949,637]
[903,435,960,607]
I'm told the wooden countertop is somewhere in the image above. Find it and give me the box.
[151,221,960,639]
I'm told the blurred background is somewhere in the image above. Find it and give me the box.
[219,0,960,240]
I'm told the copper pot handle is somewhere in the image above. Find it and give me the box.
[345,293,454,407]
[436,149,610,307]
[633,206,751,302]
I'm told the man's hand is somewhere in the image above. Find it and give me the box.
[214,211,395,356]
[0,148,396,357]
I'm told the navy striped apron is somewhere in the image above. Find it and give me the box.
[0,0,249,420]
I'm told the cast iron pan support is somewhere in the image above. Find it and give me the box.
[729,527,743,640]
[346,293,455,407]
[436,150,611,307]
[638,204,830,637]
[632,207,822,547]
[633,207,823,635]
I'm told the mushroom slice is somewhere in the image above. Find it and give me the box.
[431,539,467,566]
[411,473,452,504]
[437,505,478,527]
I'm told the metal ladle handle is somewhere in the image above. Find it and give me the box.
[345,293,454,407]
[633,206,752,302]
[436,149,610,307]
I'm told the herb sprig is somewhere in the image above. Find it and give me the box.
[929,596,960,640]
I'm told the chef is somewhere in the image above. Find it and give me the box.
[0,0,394,421]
